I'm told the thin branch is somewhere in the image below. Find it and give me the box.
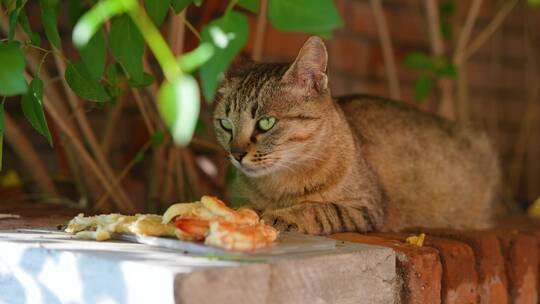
[424,0,445,56]
[182,16,201,41]
[95,141,153,210]
[168,9,186,56]
[453,0,483,64]
[370,0,401,100]
[423,0,455,120]
[161,147,178,204]
[176,154,185,202]
[52,53,134,211]
[457,0,518,65]
[3,113,58,196]
[101,95,126,155]
[180,149,200,199]
[252,0,268,61]
[42,91,135,213]
[131,88,155,134]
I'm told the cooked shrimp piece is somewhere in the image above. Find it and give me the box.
[204,221,279,251]
[234,208,260,226]
[174,218,210,241]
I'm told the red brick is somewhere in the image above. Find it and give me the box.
[348,1,377,37]
[498,231,538,304]
[498,218,540,303]
[261,26,309,61]
[373,233,478,304]
[429,230,509,304]
[327,36,373,74]
[331,233,442,304]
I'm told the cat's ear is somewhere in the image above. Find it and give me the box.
[282,36,328,96]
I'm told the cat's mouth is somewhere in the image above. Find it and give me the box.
[230,157,279,177]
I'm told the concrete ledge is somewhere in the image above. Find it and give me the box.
[0,230,397,304]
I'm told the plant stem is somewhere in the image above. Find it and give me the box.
[453,0,483,64]
[127,5,181,81]
[168,9,186,56]
[370,0,401,100]
[457,0,518,65]
[252,0,267,61]
[95,140,153,210]
[132,88,155,134]
[41,90,135,213]
[423,0,455,120]
[52,52,134,211]
[3,112,58,197]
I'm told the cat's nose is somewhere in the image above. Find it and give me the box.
[231,148,247,162]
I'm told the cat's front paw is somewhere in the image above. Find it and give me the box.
[261,211,299,232]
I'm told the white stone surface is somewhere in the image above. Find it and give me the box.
[0,230,397,304]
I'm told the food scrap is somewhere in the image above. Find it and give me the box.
[405,233,426,247]
[65,196,278,251]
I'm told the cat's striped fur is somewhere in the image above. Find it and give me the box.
[213,37,502,234]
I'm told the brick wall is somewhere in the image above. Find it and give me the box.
[244,0,539,205]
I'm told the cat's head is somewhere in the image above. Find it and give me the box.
[213,36,331,177]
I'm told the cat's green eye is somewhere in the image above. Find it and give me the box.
[257,117,276,132]
[219,119,233,131]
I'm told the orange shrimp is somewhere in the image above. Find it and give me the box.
[204,221,279,251]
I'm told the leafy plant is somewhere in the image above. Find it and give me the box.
[404,52,456,101]
[403,1,456,102]
[0,0,343,211]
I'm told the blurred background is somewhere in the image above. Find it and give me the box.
[0,0,537,216]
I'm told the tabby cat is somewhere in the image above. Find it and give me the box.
[213,36,502,234]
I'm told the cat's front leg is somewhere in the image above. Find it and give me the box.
[261,202,380,235]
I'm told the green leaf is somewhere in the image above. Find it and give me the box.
[128,72,155,88]
[158,75,200,146]
[199,11,249,100]
[105,63,123,98]
[413,75,433,102]
[21,77,53,146]
[404,52,433,70]
[0,101,4,171]
[40,0,61,49]
[145,0,169,26]
[7,0,26,42]
[8,11,17,41]
[18,10,41,45]
[68,0,84,26]
[436,63,457,78]
[0,42,27,96]
[268,0,343,34]
[170,0,192,13]
[133,149,145,163]
[72,0,131,47]
[110,15,145,82]
[151,130,164,146]
[440,22,452,40]
[65,61,110,102]
[440,1,455,16]
[238,0,259,13]
[178,42,214,73]
[529,0,540,6]
[194,118,206,135]
[79,29,106,80]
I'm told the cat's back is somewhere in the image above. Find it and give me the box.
[336,94,502,231]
